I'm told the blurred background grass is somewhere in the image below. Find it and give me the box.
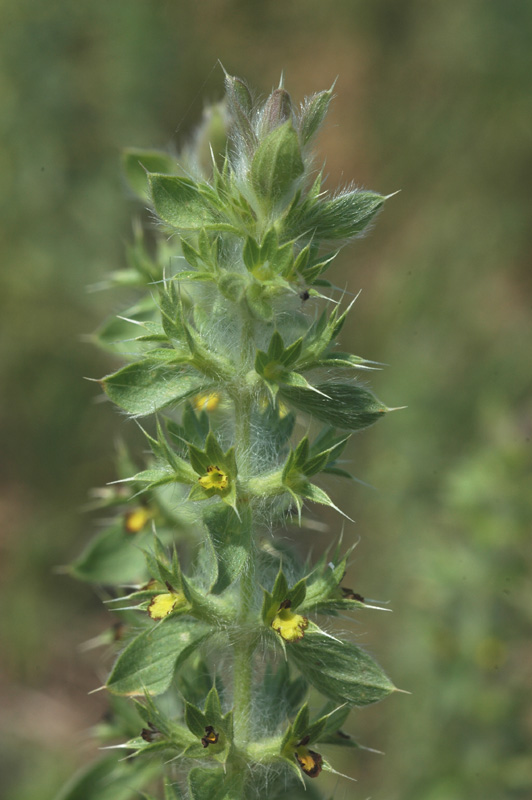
[1,1,531,798]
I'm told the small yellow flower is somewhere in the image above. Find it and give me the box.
[124,506,152,533]
[271,600,308,642]
[198,465,229,492]
[294,737,323,778]
[194,392,220,412]
[148,589,187,620]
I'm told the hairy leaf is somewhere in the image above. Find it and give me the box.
[251,121,304,205]
[289,632,395,707]
[149,174,233,231]
[304,190,385,240]
[300,88,334,145]
[70,521,152,584]
[280,382,387,431]
[107,619,211,696]
[102,361,203,416]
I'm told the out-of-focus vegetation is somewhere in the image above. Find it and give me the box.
[0,2,530,799]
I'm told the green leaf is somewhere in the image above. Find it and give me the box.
[289,631,395,707]
[321,351,378,371]
[242,236,260,270]
[271,568,289,605]
[223,73,256,154]
[304,190,385,240]
[188,767,244,800]
[299,483,339,511]
[204,505,251,593]
[279,382,387,431]
[102,361,203,416]
[288,578,307,610]
[53,756,159,800]
[267,330,285,361]
[149,174,233,232]
[70,520,152,584]
[311,703,357,747]
[185,702,208,737]
[205,431,226,465]
[122,148,177,200]
[293,437,310,469]
[124,467,178,489]
[204,685,223,722]
[281,337,303,367]
[292,703,310,739]
[301,552,349,612]
[188,443,212,477]
[251,121,304,205]
[300,88,334,145]
[107,619,211,696]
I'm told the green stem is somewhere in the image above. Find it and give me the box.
[231,313,257,755]
[232,555,256,745]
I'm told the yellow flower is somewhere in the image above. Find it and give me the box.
[194,392,220,412]
[271,600,308,642]
[294,737,323,778]
[124,506,152,533]
[198,465,229,492]
[148,589,186,620]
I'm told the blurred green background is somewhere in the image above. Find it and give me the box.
[1,1,531,798]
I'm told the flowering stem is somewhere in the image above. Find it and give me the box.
[65,74,398,800]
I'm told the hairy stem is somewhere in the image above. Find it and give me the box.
[231,315,257,755]
[233,561,257,746]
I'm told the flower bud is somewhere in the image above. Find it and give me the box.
[261,88,292,135]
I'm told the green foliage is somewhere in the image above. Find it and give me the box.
[70,520,152,584]
[289,633,395,707]
[279,382,388,430]
[106,619,211,696]
[60,75,396,800]
[102,361,203,416]
[54,757,159,800]
[297,189,386,241]
[149,175,236,233]
[251,120,304,207]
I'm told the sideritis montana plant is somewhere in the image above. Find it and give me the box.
[60,74,400,800]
